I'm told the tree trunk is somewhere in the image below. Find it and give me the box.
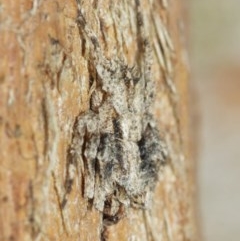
[0,0,198,240]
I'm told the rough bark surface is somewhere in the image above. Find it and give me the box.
[0,0,197,241]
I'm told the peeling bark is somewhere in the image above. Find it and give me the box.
[0,0,198,240]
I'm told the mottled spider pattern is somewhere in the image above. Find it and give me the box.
[63,0,168,225]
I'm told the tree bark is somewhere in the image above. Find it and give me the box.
[0,0,198,240]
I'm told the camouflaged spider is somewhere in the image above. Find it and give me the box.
[62,0,168,225]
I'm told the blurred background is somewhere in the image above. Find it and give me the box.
[190,0,240,240]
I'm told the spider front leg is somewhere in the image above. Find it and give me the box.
[62,111,100,208]
[75,111,100,200]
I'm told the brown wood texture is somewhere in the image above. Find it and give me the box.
[0,0,198,240]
